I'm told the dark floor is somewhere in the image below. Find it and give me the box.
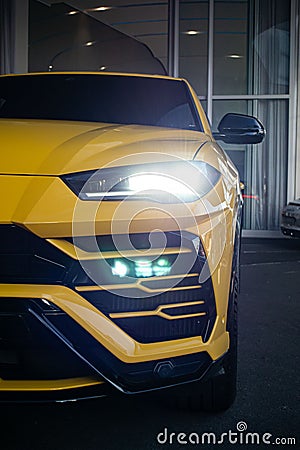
[1,238,299,450]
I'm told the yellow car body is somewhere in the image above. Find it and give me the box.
[0,72,254,407]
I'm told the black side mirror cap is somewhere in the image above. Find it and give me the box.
[213,113,266,144]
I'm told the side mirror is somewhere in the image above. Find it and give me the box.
[213,113,265,144]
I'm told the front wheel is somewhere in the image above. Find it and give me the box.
[200,283,238,412]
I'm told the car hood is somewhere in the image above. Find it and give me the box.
[0,119,209,175]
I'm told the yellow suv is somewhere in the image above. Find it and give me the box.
[0,72,264,411]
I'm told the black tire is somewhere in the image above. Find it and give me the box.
[199,278,238,413]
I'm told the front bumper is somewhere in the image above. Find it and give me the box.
[0,224,230,397]
[0,352,228,403]
[281,207,300,237]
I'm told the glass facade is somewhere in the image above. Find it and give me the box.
[28,1,167,74]
[250,0,290,95]
[91,0,169,73]
[2,0,298,232]
[212,99,288,230]
[213,0,248,95]
[179,0,293,230]
[179,0,209,96]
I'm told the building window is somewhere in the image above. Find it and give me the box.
[28,0,167,75]
[178,0,292,230]
[213,0,248,95]
[179,0,209,97]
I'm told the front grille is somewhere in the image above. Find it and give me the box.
[112,315,210,343]
[82,284,204,314]
[81,276,216,343]
[0,225,216,344]
[77,231,216,343]
[282,216,296,226]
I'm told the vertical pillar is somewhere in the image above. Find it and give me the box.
[294,0,300,199]
[0,0,28,74]
[288,0,299,200]
[13,0,29,73]
[206,0,214,123]
[168,0,179,77]
[0,0,14,73]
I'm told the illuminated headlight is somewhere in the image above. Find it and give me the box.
[62,161,220,203]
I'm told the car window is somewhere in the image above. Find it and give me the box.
[0,74,203,132]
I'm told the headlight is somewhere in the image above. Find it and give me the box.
[62,161,220,203]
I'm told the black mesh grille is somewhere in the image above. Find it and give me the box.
[81,277,216,343]
[113,315,209,343]
[83,286,206,314]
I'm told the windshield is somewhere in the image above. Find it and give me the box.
[0,74,202,132]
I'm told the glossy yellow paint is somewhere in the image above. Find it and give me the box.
[0,120,208,176]
[0,377,104,392]
[75,273,201,294]
[0,179,235,365]
[0,72,240,391]
[0,284,229,363]
[47,239,192,260]
[0,174,227,238]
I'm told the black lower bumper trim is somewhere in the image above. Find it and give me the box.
[32,305,214,394]
[1,297,217,395]
[281,227,300,238]
[0,353,227,404]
